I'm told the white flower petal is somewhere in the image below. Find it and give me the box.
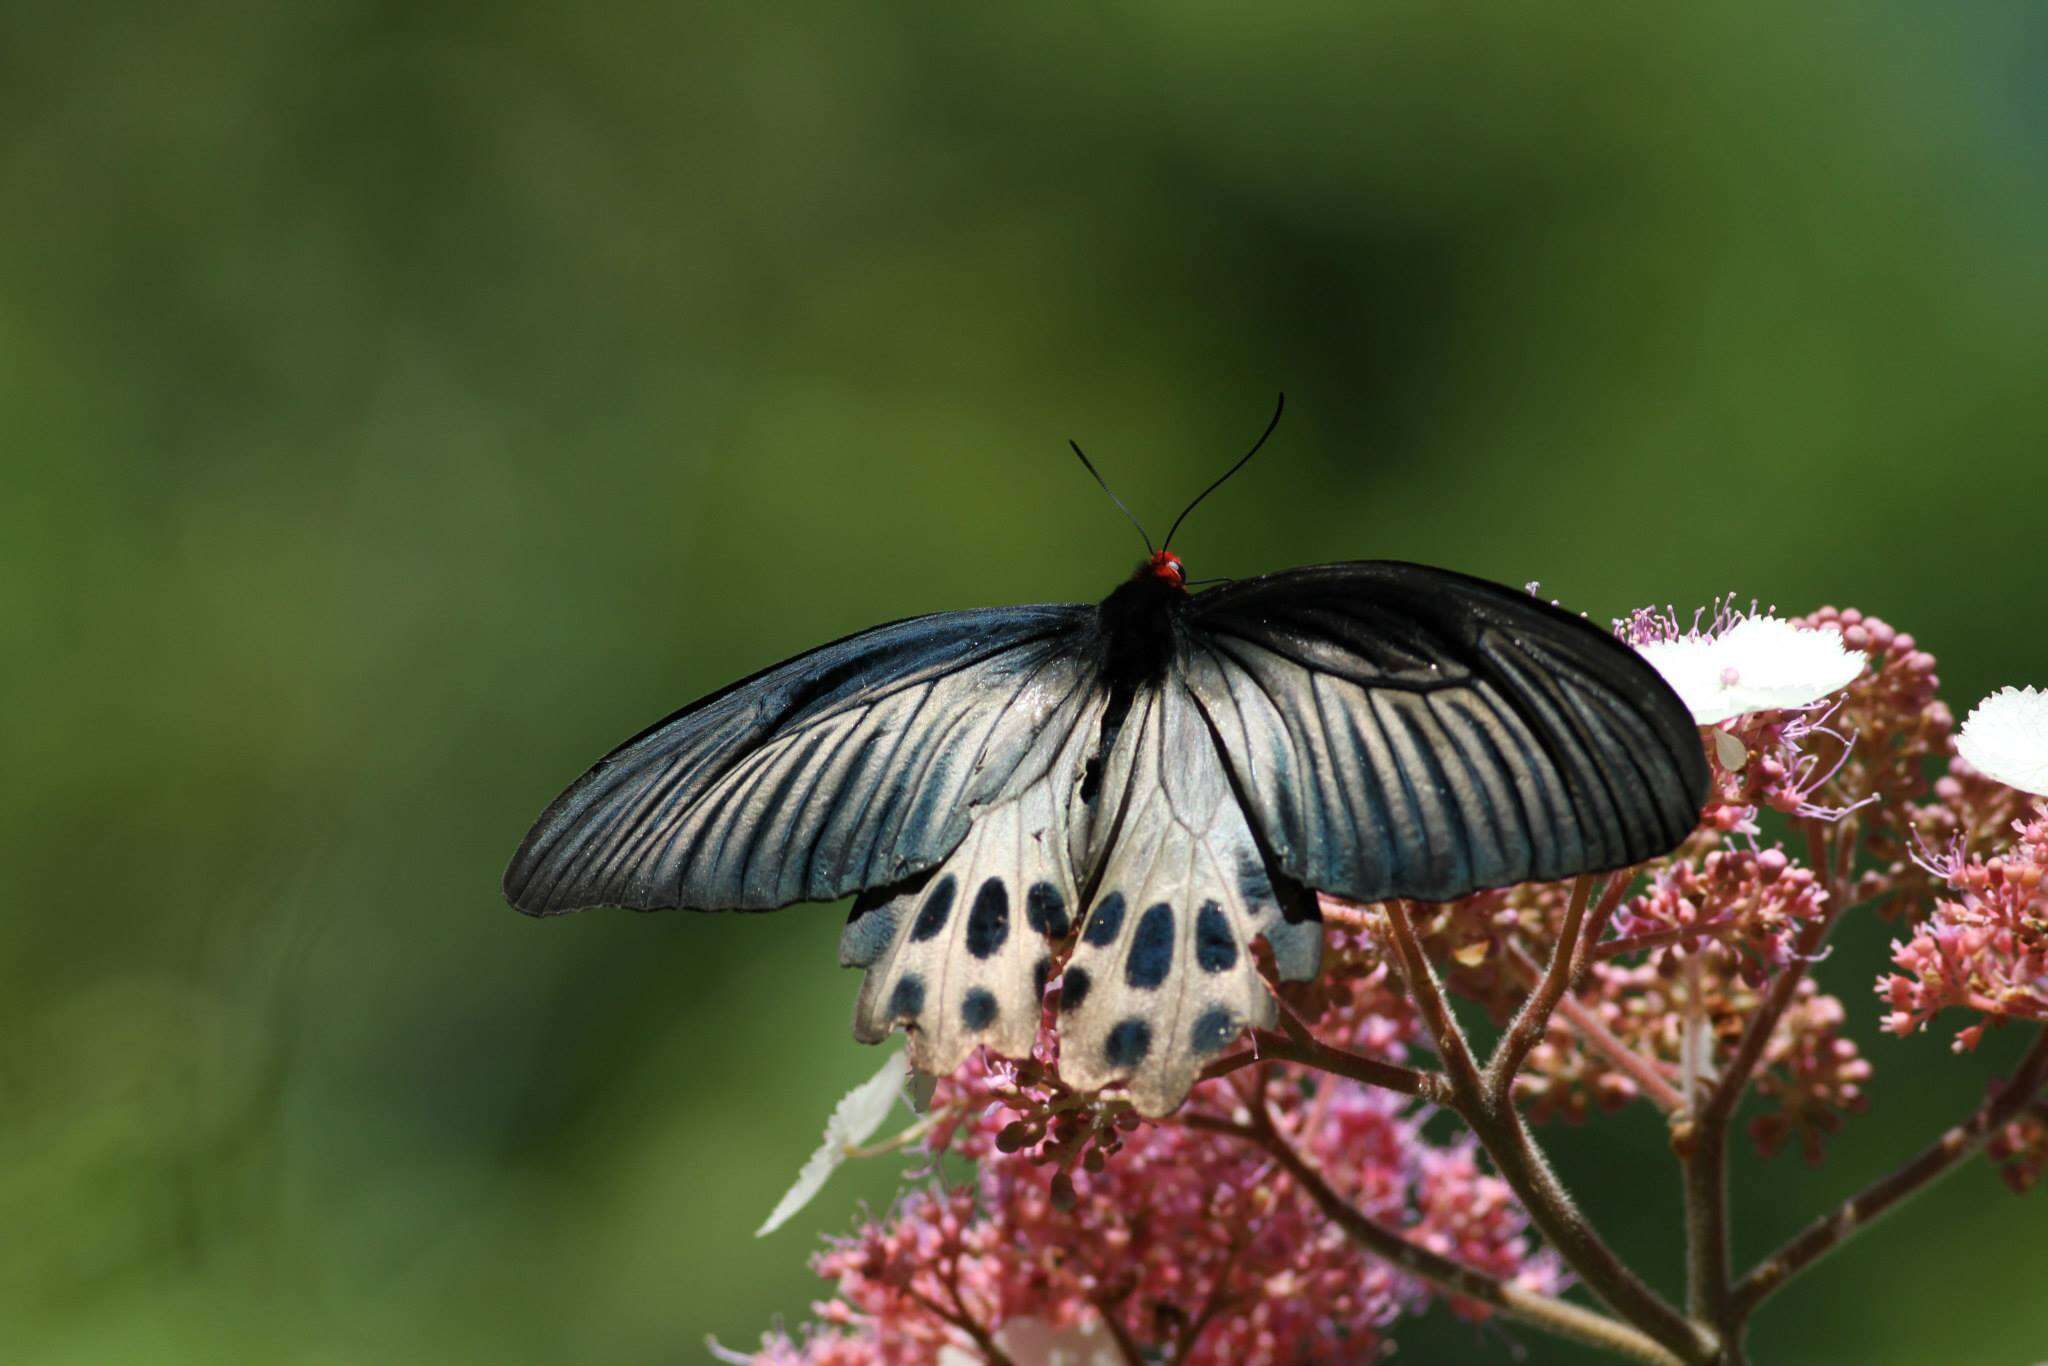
[756,1050,910,1237]
[1956,686,2048,798]
[1636,616,1865,726]
[1712,727,1749,771]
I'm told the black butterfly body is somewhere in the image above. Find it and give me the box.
[505,556,1707,1114]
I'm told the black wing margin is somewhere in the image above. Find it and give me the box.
[1179,562,1707,904]
[504,605,1096,915]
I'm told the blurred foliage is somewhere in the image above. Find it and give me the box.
[4,1,2045,1361]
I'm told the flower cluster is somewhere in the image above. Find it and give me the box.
[1867,685,2048,927]
[1987,1090,2048,1194]
[1793,608,1947,817]
[1747,983,1871,1163]
[1493,601,1885,1152]
[1880,802,2048,1051]
[742,994,1557,1361]
[1607,846,1829,982]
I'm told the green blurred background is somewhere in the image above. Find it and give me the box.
[5,2,2046,1361]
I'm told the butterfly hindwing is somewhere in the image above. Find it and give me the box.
[1055,680,1316,1116]
[841,683,1106,1073]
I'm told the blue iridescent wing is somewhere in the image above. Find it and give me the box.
[503,605,1096,915]
[1179,560,1709,905]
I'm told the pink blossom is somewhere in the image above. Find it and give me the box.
[743,997,1555,1360]
[1609,845,1830,982]
[1748,986,1871,1163]
[1986,1091,2048,1194]
[1879,803,2048,1049]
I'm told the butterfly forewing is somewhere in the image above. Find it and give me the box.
[1180,562,1708,905]
[503,605,1092,915]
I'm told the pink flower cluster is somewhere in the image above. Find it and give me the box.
[1880,802,2048,1051]
[1608,846,1828,981]
[1797,608,1947,822]
[1987,1087,2048,1194]
[744,1000,1560,1362]
[1748,983,1871,1162]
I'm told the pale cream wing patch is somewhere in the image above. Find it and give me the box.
[1055,681,1321,1117]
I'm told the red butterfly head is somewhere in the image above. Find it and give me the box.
[1140,548,1186,591]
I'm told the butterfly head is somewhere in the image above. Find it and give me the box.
[1140,549,1187,591]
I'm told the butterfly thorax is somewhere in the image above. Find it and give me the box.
[1078,567,1187,806]
[1097,567,1185,690]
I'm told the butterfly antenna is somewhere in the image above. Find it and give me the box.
[1068,438,1155,555]
[1162,392,1284,551]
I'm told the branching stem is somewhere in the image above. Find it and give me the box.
[1735,1024,2048,1314]
[1183,1110,1686,1365]
[1383,901,1718,1364]
[1486,874,1596,1105]
[1504,939,1686,1112]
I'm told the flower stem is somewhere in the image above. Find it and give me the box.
[1669,818,1845,1361]
[1384,900,1487,1094]
[1184,1110,1687,1365]
[904,1284,1016,1366]
[1384,901,1718,1365]
[1092,1299,1145,1364]
[1678,1117,1741,1363]
[1734,1024,2048,1314]
[1570,871,1636,984]
[1485,874,1596,1105]
[1232,1028,1455,1104]
[1505,939,1686,1112]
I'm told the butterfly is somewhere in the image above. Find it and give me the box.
[504,401,1708,1115]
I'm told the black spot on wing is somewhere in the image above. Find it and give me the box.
[1060,967,1093,1013]
[889,974,925,1019]
[1104,1018,1153,1068]
[1125,903,1175,989]
[1194,901,1236,973]
[1025,881,1069,939]
[1033,955,1052,998]
[1083,892,1126,947]
[965,878,1010,959]
[1191,1007,1237,1054]
[910,875,956,942]
[961,988,997,1030]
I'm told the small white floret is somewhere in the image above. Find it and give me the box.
[1955,686,2048,798]
[756,1050,910,1237]
[1636,616,1866,726]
